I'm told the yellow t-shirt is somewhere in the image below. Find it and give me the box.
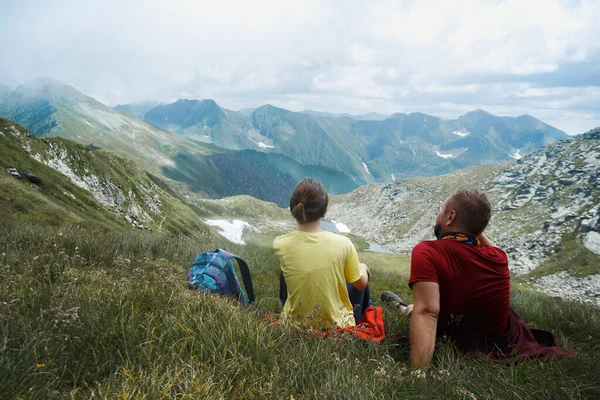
[272,230,362,330]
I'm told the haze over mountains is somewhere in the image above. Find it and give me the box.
[0,78,569,206]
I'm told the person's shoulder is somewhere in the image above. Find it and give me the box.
[479,244,509,260]
[412,240,438,255]
[323,231,354,246]
[272,231,298,248]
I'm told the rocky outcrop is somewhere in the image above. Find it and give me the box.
[2,123,164,230]
[530,272,600,306]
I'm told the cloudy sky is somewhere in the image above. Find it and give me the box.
[1,0,599,134]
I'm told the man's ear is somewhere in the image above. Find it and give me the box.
[446,209,457,226]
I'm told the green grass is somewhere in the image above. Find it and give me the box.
[0,118,215,237]
[1,220,600,399]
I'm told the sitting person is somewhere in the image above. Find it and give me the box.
[382,189,572,367]
[273,178,371,330]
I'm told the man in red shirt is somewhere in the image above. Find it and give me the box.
[383,190,572,368]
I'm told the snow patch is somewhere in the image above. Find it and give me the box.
[82,118,92,127]
[258,142,275,149]
[362,161,371,175]
[204,219,249,244]
[391,174,396,180]
[508,149,522,160]
[435,151,453,159]
[409,144,417,157]
[453,130,470,137]
[330,220,351,233]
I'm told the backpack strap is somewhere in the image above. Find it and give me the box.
[218,249,256,305]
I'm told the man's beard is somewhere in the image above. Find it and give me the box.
[434,222,442,239]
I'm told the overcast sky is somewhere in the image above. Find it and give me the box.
[1,0,599,134]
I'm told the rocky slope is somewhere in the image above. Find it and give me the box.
[328,128,600,305]
[0,117,213,236]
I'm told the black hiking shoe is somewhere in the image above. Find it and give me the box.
[380,291,408,309]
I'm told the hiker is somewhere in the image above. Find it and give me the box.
[273,178,371,330]
[382,189,573,367]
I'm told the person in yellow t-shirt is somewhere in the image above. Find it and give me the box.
[273,178,371,330]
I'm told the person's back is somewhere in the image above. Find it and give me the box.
[410,239,510,340]
[274,230,361,329]
[396,190,572,367]
[273,177,370,331]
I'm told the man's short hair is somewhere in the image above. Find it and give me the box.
[448,189,492,236]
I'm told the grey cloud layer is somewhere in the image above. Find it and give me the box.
[0,0,599,134]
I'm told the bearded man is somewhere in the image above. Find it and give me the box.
[382,189,572,368]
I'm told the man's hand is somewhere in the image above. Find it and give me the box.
[409,281,440,368]
[477,232,494,247]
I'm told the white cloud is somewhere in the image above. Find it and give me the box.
[0,0,599,134]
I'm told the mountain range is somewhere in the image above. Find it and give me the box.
[0,79,357,206]
[0,78,568,206]
[123,93,568,182]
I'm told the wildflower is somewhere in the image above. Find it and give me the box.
[36,363,45,368]
[456,388,477,400]
[374,365,389,381]
[434,369,451,380]
[285,359,298,371]
[411,369,426,379]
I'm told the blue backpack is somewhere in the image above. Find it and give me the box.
[187,248,255,305]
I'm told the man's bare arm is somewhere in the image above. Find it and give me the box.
[409,281,440,368]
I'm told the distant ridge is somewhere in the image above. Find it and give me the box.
[0,78,569,191]
[114,101,161,118]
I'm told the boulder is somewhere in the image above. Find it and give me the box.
[7,168,21,178]
[24,173,42,185]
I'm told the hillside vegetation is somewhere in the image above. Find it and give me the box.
[0,118,213,236]
[0,125,599,397]
[1,215,600,398]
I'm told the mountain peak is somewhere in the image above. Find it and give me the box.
[252,104,291,115]
[463,109,492,117]
[173,98,218,106]
[12,77,84,102]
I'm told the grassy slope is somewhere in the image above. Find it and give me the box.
[1,220,599,399]
[0,118,213,237]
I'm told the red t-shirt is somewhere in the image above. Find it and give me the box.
[409,240,511,338]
